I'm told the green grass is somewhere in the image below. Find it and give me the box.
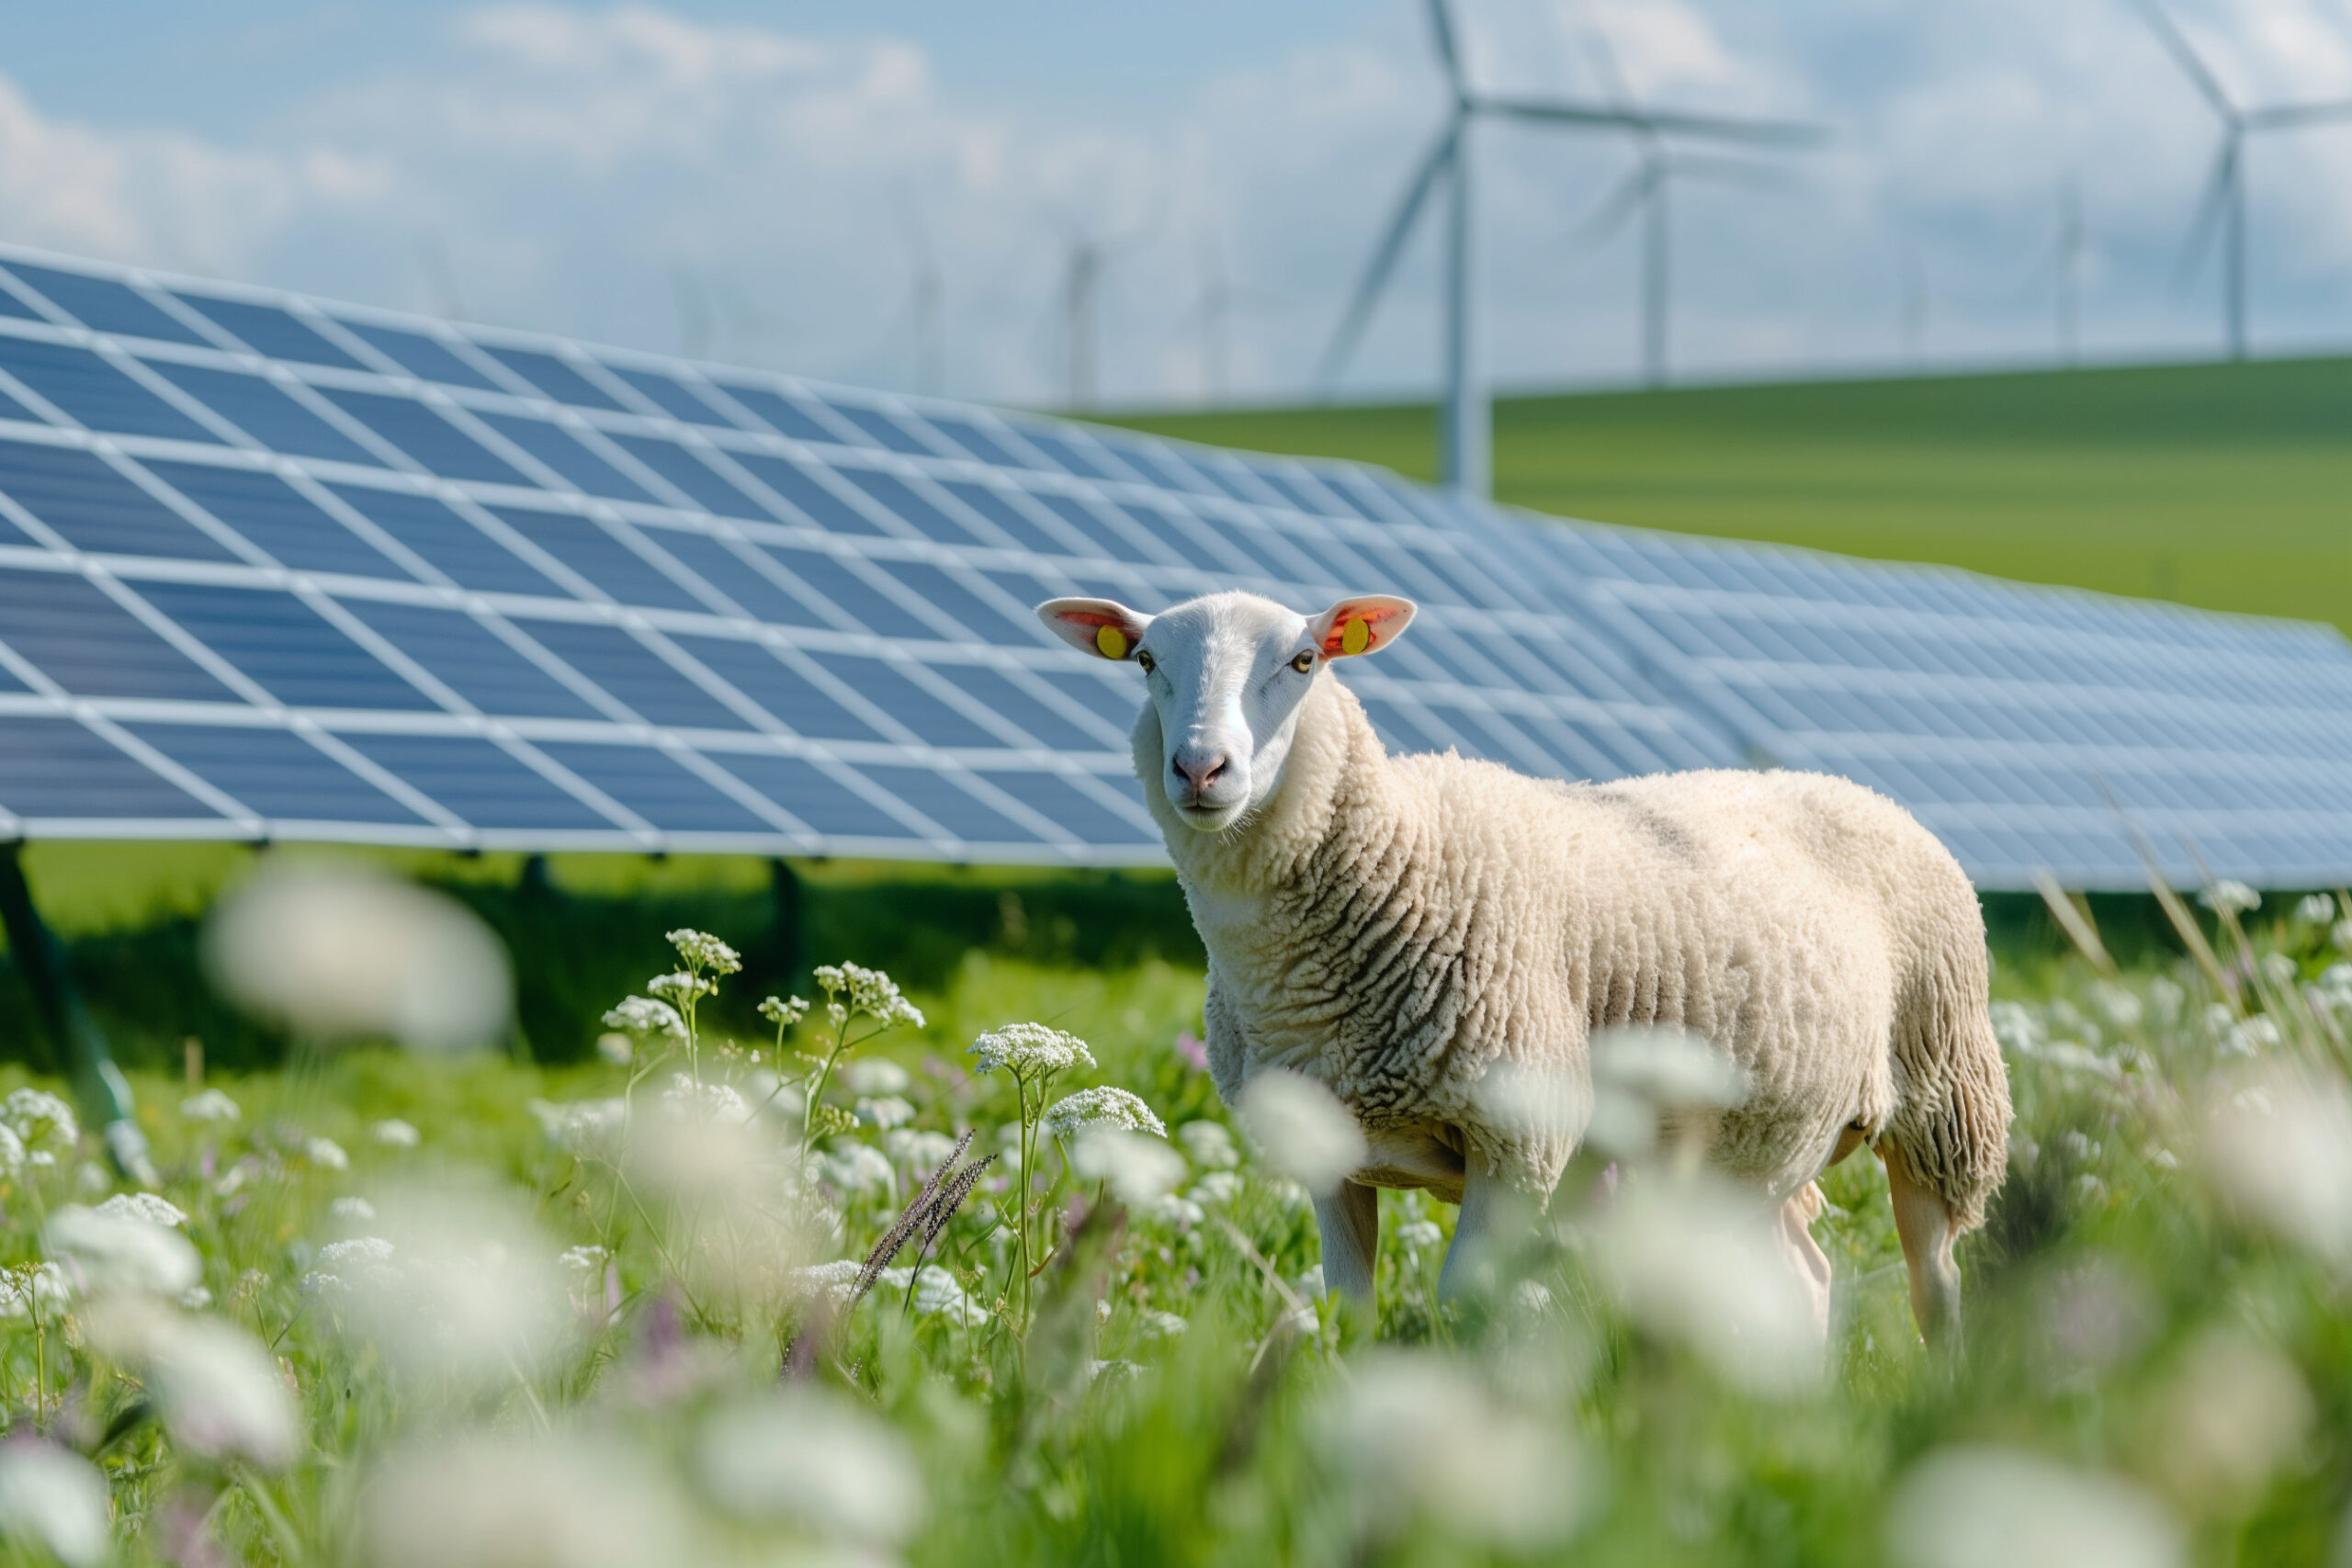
[1106,355,2352,637]
[0,899,2348,1564]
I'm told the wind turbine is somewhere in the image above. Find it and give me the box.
[1318,0,1824,496]
[1570,31,1807,389]
[2134,0,2352,360]
[1053,221,1151,411]
[1178,229,1283,404]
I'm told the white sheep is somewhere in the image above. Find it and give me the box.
[1037,589,2011,1340]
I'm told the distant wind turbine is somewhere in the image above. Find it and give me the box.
[899,203,945,396]
[1570,30,1810,389]
[1054,221,1150,411]
[1178,229,1282,405]
[2133,0,2352,360]
[1318,0,1825,496]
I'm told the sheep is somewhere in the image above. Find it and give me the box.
[1035,588,2011,1341]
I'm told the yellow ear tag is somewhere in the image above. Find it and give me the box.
[1094,624,1129,660]
[1340,617,1372,656]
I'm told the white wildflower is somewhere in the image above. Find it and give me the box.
[886,1129,957,1171]
[205,861,511,1051]
[2200,880,2259,916]
[179,1088,242,1123]
[1178,1119,1238,1169]
[178,1285,212,1310]
[659,1075,748,1122]
[1396,1217,1445,1253]
[822,1141,895,1195]
[364,1431,694,1568]
[876,1263,985,1325]
[0,1262,69,1319]
[143,1314,300,1470]
[786,1259,864,1307]
[2147,1328,2312,1510]
[2297,894,2337,926]
[1237,1070,1365,1192]
[2090,983,2143,1031]
[4,1088,77,1162]
[2222,1016,2281,1056]
[1889,1446,2184,1568]
[46,1203,201,1299]
[337,1186,567,1385]
[1073,1127,1187,1208]
[1321,1352,1589,1550]
[303,1136,349,1171]
[0,1443,111,1567]
[667,928,741,976]
[2260,953,2301,987]
[304,1236,397,1296]
[560,1245,610,1281]
[2202,1063,2352,1263]
[595,1032,633,1066]
[1296,1265,1326,1299]
[757,995,809,1027]
[855,1095,916,1131]
[1045,1086,1169,1141]
[530,1098,626,1157]
[0,1125,23,1179]
[968,1021,1092,1077]
[2149,976,2188,1024]
[813,963,923,1029]
[1189,1171,1244,1207]
[1990,999,2043,1054]
[842,1058,911,1096]
[96,1192,187,1228]
[696,1389,925,1542]
[371,1118,422,1149]
[1145,1191,1207,1230]
[603,995,686,1044]
[646,970,713,1007]
[330,1196,378,1225]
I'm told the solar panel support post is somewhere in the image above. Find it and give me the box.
[0,844,157,1186]
[770,859,803,994]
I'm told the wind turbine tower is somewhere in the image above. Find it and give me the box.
[1318,0,1823,497]
[2134,0,2352,361]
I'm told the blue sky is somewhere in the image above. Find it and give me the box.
[6,1,2352,408]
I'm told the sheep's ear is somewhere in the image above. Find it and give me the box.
[1036,597,1153,661]
[1308,594,1415,660]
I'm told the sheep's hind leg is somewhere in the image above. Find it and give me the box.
[1778,1183,1834,1342]
[1882,1145,1962,1343]
[1437,1159,1502,1302]
[1313,1179,1379,1304]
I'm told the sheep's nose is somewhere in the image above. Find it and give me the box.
[1173,751,1228,795]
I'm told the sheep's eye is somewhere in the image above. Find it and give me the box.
[1291,650,1315,673]
[1136,649,1155,674]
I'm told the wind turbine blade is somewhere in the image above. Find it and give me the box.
[2132,0,2236,118]
[1425,0,1464,92]
[2173,140,2234,288]
[1571,166,1656,246]
[2247,96,2352,130]
[1316,126,1458,390]
[1477,96,1830,145]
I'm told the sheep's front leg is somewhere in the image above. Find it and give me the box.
[1313,1179,1379,1303]
[1438,1159,1502,1301]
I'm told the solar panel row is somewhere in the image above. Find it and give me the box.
[0,243,2343,888]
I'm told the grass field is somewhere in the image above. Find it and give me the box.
[1108,355,2352,637]
[0,886,2347,1563]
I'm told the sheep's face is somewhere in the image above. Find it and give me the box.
[1037,590,1414,833]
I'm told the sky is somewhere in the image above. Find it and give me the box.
[6,0,2352,409]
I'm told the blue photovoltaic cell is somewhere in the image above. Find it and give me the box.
[0,441,237,561]
[639,530,824,626]
[0,718,214,821]
[325,485,564,597]
[336,733,611,830]
[175,297,364,370]
[730,453,885,536]
[0,337,220,443]
[607,434,768,519]
[0,569,234,700]
[488,507,708,613]
[0,247,2341,882]
[143,362,378,465]
[130,581,438,712]
[854,763,1039,843]
[141,461,411,581]
[510,618,755,732]
[476,413,654,502]
[334,598,605,720]
[663,635,886,741]
[127,723,425,824]
[531,742,771,833]
[0,281,38,320]
[482,346,626,412]
[322,389,528,484]
[716,384,838,443]
[706,751,914,839]
[0,382,39,424]
[337,321,502,390]
[610,367,729,424]
[805,652,1000,747]
[5,265,209,345]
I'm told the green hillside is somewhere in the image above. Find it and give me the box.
[1104,356,2352,637]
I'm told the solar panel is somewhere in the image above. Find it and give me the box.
[0,244,2342,884]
